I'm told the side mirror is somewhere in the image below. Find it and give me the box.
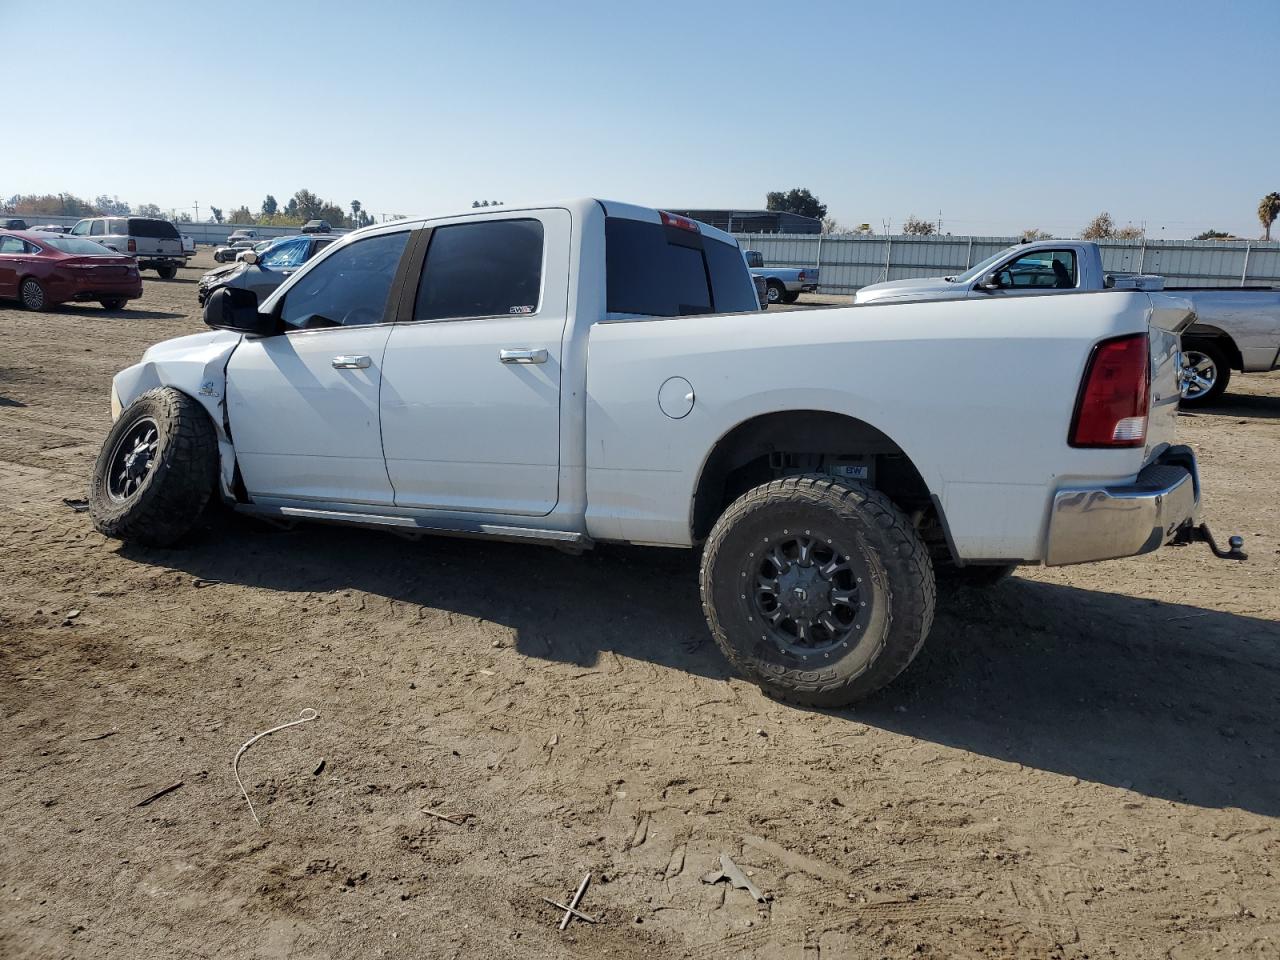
[978,271,1002,290]
[241,250,259,265]
[204,287,275,336]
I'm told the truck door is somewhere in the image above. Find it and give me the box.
[379,209,570,516]
[224,228,414,505]
[972,248,1079,296]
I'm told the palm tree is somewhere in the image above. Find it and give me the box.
[350,200,362,226]
[1259,192,1280,241]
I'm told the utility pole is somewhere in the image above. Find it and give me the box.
[194,201,200,223]
[937,210,943,234]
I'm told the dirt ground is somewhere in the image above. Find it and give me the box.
[2,252,1278,960]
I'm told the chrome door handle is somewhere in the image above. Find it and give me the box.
[331,355,372,369]
[499,348,548,364]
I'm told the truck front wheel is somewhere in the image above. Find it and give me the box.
[766,281,784,304]
[700,476,935,707]
[89,388,219,547]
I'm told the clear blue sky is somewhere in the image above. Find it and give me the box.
[6,0,1278,238]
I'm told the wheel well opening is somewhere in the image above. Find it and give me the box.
[1184,328,1242,371]
[691,411,950,559]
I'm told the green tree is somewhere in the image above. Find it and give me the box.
[350,200,362,223]
[1194,228,1231,240]
[94,195,130,215]
[3,193,97,216]
[209,206,224,223]
[292,189,322,221]
[227,205,254,225]
[1259,192,1280,241]
[1020,227,1052,241]
[135,202,164,218]
[901,215,936,236]
[765,188,827,221]
[261,194,278,217]
[284,197,299,219]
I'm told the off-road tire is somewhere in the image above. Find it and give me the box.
[156,264,179,280]
[100,298,126,311]
[1179,340,1231,407]
[20,278,47,311]
[700,475,935,707]
[89,388,219,547]
[766,281,784,304]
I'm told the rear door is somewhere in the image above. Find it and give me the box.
[129,218,181,258]
[378,210,570,515]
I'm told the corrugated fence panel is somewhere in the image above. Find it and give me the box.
[736,234,1280,294]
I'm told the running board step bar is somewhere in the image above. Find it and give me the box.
[235,503,590,549]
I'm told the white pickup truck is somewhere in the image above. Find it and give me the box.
[88,200,1244,707]
[854,238,1280,406]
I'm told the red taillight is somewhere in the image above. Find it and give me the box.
[127,238,136,252]
[1069,333,1150,448]
[659,211,700,233]
[797,271,807,281]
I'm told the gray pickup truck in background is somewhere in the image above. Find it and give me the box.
[854,239,1280,406]
[743,249,820,305]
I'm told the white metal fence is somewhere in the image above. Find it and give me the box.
[734,234,1280,294]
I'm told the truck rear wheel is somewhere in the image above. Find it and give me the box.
[700,475,935,707]
[89,388,219,547]
[1179,341,1230,406]
[156,264,179,280]
[782,291,800,304]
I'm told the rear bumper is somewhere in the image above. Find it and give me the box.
[1045,445,1201,566]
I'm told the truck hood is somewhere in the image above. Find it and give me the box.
[854,276,959,304]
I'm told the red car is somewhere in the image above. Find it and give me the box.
[0,230,143,311]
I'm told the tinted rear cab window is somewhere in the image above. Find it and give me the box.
[605,217,758,317]
[128,218,180,239]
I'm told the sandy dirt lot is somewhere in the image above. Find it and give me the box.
[2,253,1278,959]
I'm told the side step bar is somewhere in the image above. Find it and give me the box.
[234,503,590,550]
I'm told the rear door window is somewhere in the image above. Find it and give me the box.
[108,218,129,235]
[605,217,757,316]
[413,219,544,321]
[128,218,180,240]
[90,221,104,236]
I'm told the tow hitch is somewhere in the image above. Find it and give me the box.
[1173,522,1248,561]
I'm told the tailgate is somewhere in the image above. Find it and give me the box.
[1145,293,1195,455]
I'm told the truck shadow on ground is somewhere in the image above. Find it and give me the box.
[54,305,187,321]
[138,518,1279,817]
[1181,391,1280,420]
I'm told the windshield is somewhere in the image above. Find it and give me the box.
[43,237,123,256]
[950,245,1019,284]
